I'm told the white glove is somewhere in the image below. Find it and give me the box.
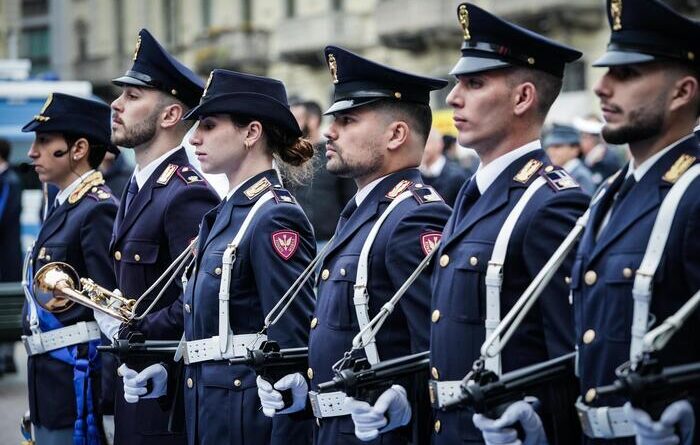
[93,308,121,339]
[118,363,168,404]
[625,400,695,445]
[345,385,412,442]
[472,400,548,445]
[256,373,308,417]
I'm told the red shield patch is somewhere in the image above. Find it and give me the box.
[271,230,300,260]
[420,231,442,256]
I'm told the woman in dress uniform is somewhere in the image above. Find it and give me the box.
[121,69,316,445]
[21,93,119,445]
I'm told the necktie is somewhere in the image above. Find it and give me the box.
[45,198,59,220]
[455,178,481,224]
[124,176,139,214]
[597,174,636,239]
[336,199,358,233]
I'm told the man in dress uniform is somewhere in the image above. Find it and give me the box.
[96,28,219,445]
[257,46,452,445]
[574,115,624,187]
[22,93,119,445]
[570,1,700,444]
[429,4,590,444]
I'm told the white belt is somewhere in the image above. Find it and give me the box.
[575,398,634,439]
[308,390,350,418]
[183,334,267,364]
[429,380,462,409]
[21,321,101,356]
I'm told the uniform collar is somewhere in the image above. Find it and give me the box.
[132,145,181,188]
[475,139,541,194]
[354,174,389,206]
[55,169,96,205]
[229,169,281,205]
[626,133,695,181]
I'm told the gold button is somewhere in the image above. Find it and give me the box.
[91,187,97,192]
[527,56,536,65]
[584,270,597,286]
[184,303,191,313]
[431,309,441,323]
[583,329,596,344]
[434,419,441,433]
[134,254,141,262]
[439,255,450,267]
[469,256,478,266]
[45,255,51,261]
[114,251,122,261]
[565,276,571,285]
[234,379,242,387]
[215,267,222,276]
[394,91,402,99]
[622,267,633,279]
[545,165,554,173]
[585,388,597,403]
[321,269,330,280]
[310,317,318,329]
[307,368,314,380]
[431,367,439,380]
[187,378,193,388]
[340,268,346,277]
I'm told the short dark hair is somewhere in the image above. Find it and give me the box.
[0,138,10,162]
[506,67,563,120]
[63,133,107,169]
[369,99,433,144]
[663,60,700,117]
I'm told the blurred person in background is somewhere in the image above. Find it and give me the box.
[420,127,470,205]
[574,114,624,185]
[99,149,133,198]
[288,99,355,246]
[0,137,22,377]
[543,124,596,194]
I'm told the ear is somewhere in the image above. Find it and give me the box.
[160,103,185,129]
[386,121,409,152]
[669,75,699,114]
[244,121,264,148]
[512,82,537,117]
[71,138,90,161]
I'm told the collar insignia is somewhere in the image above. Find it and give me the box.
[513,159,543,183]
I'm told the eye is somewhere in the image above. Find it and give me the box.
[609,66,637,81]
[467,77,483,89]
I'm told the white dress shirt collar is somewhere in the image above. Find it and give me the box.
[55,169,96,205]
[474,140,541,194]
[354,174,390,206]
[132,146,181,189]
[626,134,695,181]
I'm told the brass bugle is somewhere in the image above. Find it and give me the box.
[33,262,135,323]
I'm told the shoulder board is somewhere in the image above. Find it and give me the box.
[540,165,580,192]
[410,184,444,204]
[513,159,543,184]
[157,164,179,185]
[271,187,297,205]
[385,179,413,199]
[68,171,106,204]
[662,153,697,184]
[176,166,205,185]
[244,177,273,200]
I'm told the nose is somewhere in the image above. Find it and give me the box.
[324,120,338,141]
[446,83,463,109]
[28,142,39,159]
[594,72,612,101]
[111,93,124,113]
[189,129,202,147]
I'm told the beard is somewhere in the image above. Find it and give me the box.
[602,95,666,145]
[326,140,384,180]
[111,108,160,148]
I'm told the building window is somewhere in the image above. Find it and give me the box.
[201,0,212,28]
[21,0,49,18]
[286,0,295,18]
[114,0,124,55]
[75,20,88,61]
[20,27,50,73]
[331,0,343,11]
[242,0,252,25]
[162,0,179,46]
[562,60,586,92]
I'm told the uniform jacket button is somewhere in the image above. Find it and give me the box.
[215,267,222,275]
[184,303,191,313]
[114,251,122,261]
[434,419,441,433]
[623,267,633,278]
[234,379,242,387]
[469,256,478,266]
[340,268,347,277]
[439,255,449,267]
[583,329,596,344]
[134,254,141,262]
[321,269,330,280]
[431,367,439,380]
[584,270,597,286]
[187,377,193,388]
[307,368,314,380]
[310,317,318,329]
[431,310,440,323]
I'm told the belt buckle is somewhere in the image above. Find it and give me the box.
[308,391,323,418]
[577,405,595,437]
[428,380,440,408]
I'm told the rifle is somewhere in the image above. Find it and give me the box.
[591,355,700,421]
[97,333,180,361]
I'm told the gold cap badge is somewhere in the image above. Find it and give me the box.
[133,35,142,61]
[458,4,471,41]
[33,93,53,122]
[328,53,338,84]
[611,0,622,31]
[203,71,214,98]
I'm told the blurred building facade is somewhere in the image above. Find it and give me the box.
[1,0,699,122]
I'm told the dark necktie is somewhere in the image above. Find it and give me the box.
[336,199,358,233]
[608,175,636,221]
[455,178,481,223]
[45,198,59,221]
[124,176,139,214]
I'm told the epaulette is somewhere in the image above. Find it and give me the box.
[662,153,697,184]
[540,165,580,191]
[513,159,543,183]
[156,164,178,185]
[271,186,297,205]
[385,179,413,199]
[68,171,106,204]
[176,166,205,185]
[244,177,273,200]
[87,184,112,202]
[410,184,444,204]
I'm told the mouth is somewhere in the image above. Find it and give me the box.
[600,104,621,119]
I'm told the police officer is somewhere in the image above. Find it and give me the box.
[118,69,317,445]
[543,124,596,194]
[572,1,700,443]
[96,29,219,445]
[21,93,119,445]
[429,4,590,444]
[257,45,452,445]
